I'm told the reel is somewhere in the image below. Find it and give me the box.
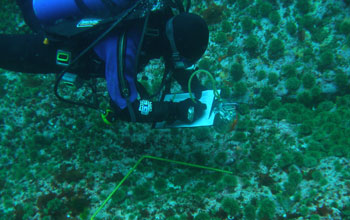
[213,102,239,134]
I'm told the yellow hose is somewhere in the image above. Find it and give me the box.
[188,69,220,103]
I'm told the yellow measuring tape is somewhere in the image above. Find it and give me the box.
[90,155,232,219]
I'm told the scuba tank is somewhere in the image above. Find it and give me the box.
[32,0,137,24]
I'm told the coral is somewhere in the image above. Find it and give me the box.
[221,197,240,216]
[296,0,312,14]
[194,127,211,141]
[30,134,52,150]
[286,21,297,35]
[244,34,259,56]
[340,18,350,35]
[257,198,276,219]
[239,103,250,115]
[222,175,238,189]
[250,145,264,163]
[285,77,301,92]
[227,45,238,56]
[268,11,280,25]
[278,152,294,169]
[202,3,225,25]
[310,214,321,220]
[282,64,297,78]
[221,20,232,33]
[215,31,228,44]
[194,212,211,220]
[260,86,275,103]
[45,198,66,217]
[37,193,66,218]
[268,72,279,85]
[248,5,259,18]
[335,71,349,92]
[256,70,266,81]
[302,72,316,89]
[302,47,315,63]
[303,155,318,168]
[198,57,211,71]
[317,50,334,71]
[237,0,253,10]
[297,91,313,107]
[254,96,268,109]
[230,63,245,81]
[234,81,248,96]
[262,151,276,168]
[220,86,231,98]
[257,0,273,18]
[268,38,285,60]
[299,14,317,32]
[0,75,7,98]
[298,120,313,136]
[173,173,190,188]
[330,144,350,157]
[191,151,209,164]
[311,170,323,182]
[154,178,167,191]
[133,182,152,201]
[214,152,228,165]
[316,100,334,112]
[244,204,256,220]
[54,165,85,183]
[111,189,127,204]
[241,16,255,33]
[288,171,302,186]
[262,108,274,119]
[233,131,247,142]
[269,99,282,110]
[312,28,328,43]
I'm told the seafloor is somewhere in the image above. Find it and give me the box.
[1,0,350,220]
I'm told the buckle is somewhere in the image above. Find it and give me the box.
[56,50,71,66]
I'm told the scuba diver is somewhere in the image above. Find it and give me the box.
[0,0,209,124]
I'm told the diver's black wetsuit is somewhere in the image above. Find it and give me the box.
[0,34,104,77]
[0,1,207,123]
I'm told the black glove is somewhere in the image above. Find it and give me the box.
[175,98,207,123]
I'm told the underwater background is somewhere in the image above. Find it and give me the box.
[1,0,350,219]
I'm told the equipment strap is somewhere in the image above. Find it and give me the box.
[74,0,94,15]
[54,0,144,109]
[101,0,120,15]
[118,32,128,98]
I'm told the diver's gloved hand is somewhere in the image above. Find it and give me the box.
[193,84,206,99]
[175,98,207,122]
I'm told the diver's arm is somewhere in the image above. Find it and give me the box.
[111,99,206,123]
